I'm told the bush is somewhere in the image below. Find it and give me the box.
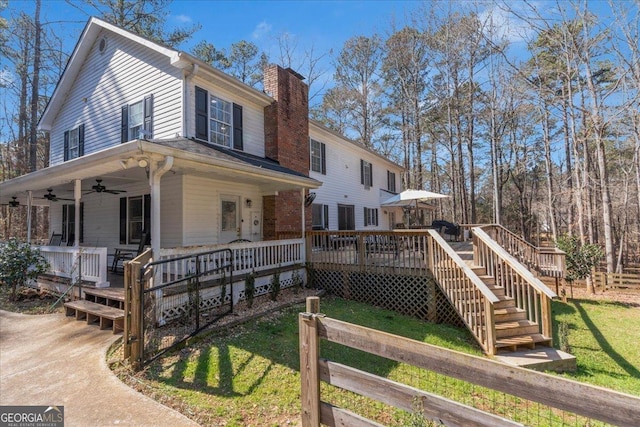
[291,269,303,294]
[0,238,49,300]
[555,234,604,283]
[245,270,256,308]
[270,269,281,301]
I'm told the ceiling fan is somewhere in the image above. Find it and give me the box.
[1,196,20,207]
[40,189,74,202]
[85,179,127,195]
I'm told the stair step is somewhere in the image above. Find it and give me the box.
[478,275,496,286]
[495,307,527,322]
[495,320,539,338]
[470,266,486,275]
[496,333,552,351]
[64,300,124,334]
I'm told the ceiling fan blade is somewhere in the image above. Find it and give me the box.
[105,190,127,194]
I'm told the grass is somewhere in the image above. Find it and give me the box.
[552,298,640,395]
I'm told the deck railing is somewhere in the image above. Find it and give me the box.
[472,227,557,339]
[426,229,499,354]
[157,238,304,287]
[481,224,566,278]
[38,246,109,286]
[306,230,429,275]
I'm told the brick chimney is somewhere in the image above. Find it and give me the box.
[262,64,312,240]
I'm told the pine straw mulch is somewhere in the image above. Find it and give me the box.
[0,286,65,314]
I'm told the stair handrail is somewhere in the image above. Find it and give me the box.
[427,229,499,355]
[472,227,557,340]
[480,224,565,278]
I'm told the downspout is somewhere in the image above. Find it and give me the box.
[26,191,33,243]
[74,179,81,248]
[183,63,199,138]
[300,188,306,264]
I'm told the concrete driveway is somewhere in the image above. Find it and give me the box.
[0,310,199,426]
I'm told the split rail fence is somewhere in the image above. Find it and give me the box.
[299,297,640,427]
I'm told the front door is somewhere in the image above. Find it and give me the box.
[220,195,240,242]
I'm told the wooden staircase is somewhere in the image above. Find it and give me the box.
[63,288,125,334]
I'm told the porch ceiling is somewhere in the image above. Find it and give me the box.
[0,138,320,206]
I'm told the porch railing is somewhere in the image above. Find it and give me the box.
[157,238,304,287]
[472,227,557,339]
[38,246,109,286]
[481,224,566,278]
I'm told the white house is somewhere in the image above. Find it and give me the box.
[0,17,403,286]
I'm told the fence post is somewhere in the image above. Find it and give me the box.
[128,259,144,371]
[300,296,320,427]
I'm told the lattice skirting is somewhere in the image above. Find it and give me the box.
[311,268,463,326]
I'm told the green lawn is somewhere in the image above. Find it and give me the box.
[129,295,640,426]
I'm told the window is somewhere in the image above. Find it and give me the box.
[121,95,153,143]
[364,207,379,227]
[195,86,244,150]
[64,125,84,161]
[119,195,151,244]
[62,203,84,244]
[337,204,355,230]
[360,160,373,189]
[387,171,396,193]
[310,139,326,174]
[312,204,329,229]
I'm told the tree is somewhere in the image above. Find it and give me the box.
[191,40,267,89]
[67,0,200,47]
[0,238,49,300]
[556,234,603,294]
[192,40,229,70]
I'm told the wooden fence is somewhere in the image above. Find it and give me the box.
[299,296,640,427]
[593,271,640,290]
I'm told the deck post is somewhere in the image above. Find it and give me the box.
[300,297,320,427]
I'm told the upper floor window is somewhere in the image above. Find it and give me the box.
[195,86,243,150]
[387,170,396,193]
[310,138,326,174]
[64,124,84,161]
[121,95,153,143]
[360,160,372,189]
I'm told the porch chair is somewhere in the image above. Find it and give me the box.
[111,232,148,273]
[48,233,63,246]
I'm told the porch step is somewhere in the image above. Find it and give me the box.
[496,333,553,352]
[83,288,125,310]
[64,300,124,334]
[495,319,540,338]
[494,307,527,322]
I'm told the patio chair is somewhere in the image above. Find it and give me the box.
[48,233,63,246]
[111,232,148,273]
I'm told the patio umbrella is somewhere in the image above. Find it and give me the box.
[381,189,450,227]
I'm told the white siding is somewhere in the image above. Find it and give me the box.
[182,175,265,246]
[309,128,404,230]
[49,29,183,165]
[186,76,266,157]
[160,174,183,248]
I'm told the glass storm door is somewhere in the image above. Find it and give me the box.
[220,196,240,242]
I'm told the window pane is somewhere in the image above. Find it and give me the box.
[210,95,231,147]
[311,139,322,173]
[128,197,143,242]
[129,100,143,139]
[221,200,237,231]
[311,204,323,227]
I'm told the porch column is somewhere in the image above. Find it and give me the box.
[74,179,81,248]
[149,156,174,258]
[26,191,33,243]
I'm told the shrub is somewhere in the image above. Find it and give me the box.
[0,238,49,300]
[556,234,604,286]
[219,271,227,304]
[245,270,256,308]
[291,269,303,294]
[270,268,281,301]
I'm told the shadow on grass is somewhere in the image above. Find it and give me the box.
[573,300,640,380]
[153,296,478,398]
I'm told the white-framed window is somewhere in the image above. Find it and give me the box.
[310,138,326,174]
[128,100,144,140]
[312,203,329,229]
[119,194,150,244]
[361,160,372,189]
[364,207,379,227]
[64,124,84,161]
[210,95,232,147]
[387,170,396,193]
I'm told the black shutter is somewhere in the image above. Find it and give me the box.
[144,194,151,245]
[369,164,373,187]
[62,205,68,241]
[323,205,329,229]
[119,197,127,244]
[321,143,326,174]
[195,86,208,140]
[360,159,364,184]
[78,124,85,157]
[144,94,153,138]
[363,207,368,226]
[80,202,84,243]
[121,105,129,143]
[233,103,243,150]
[63,131,69,161]
[374,209,378,226]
